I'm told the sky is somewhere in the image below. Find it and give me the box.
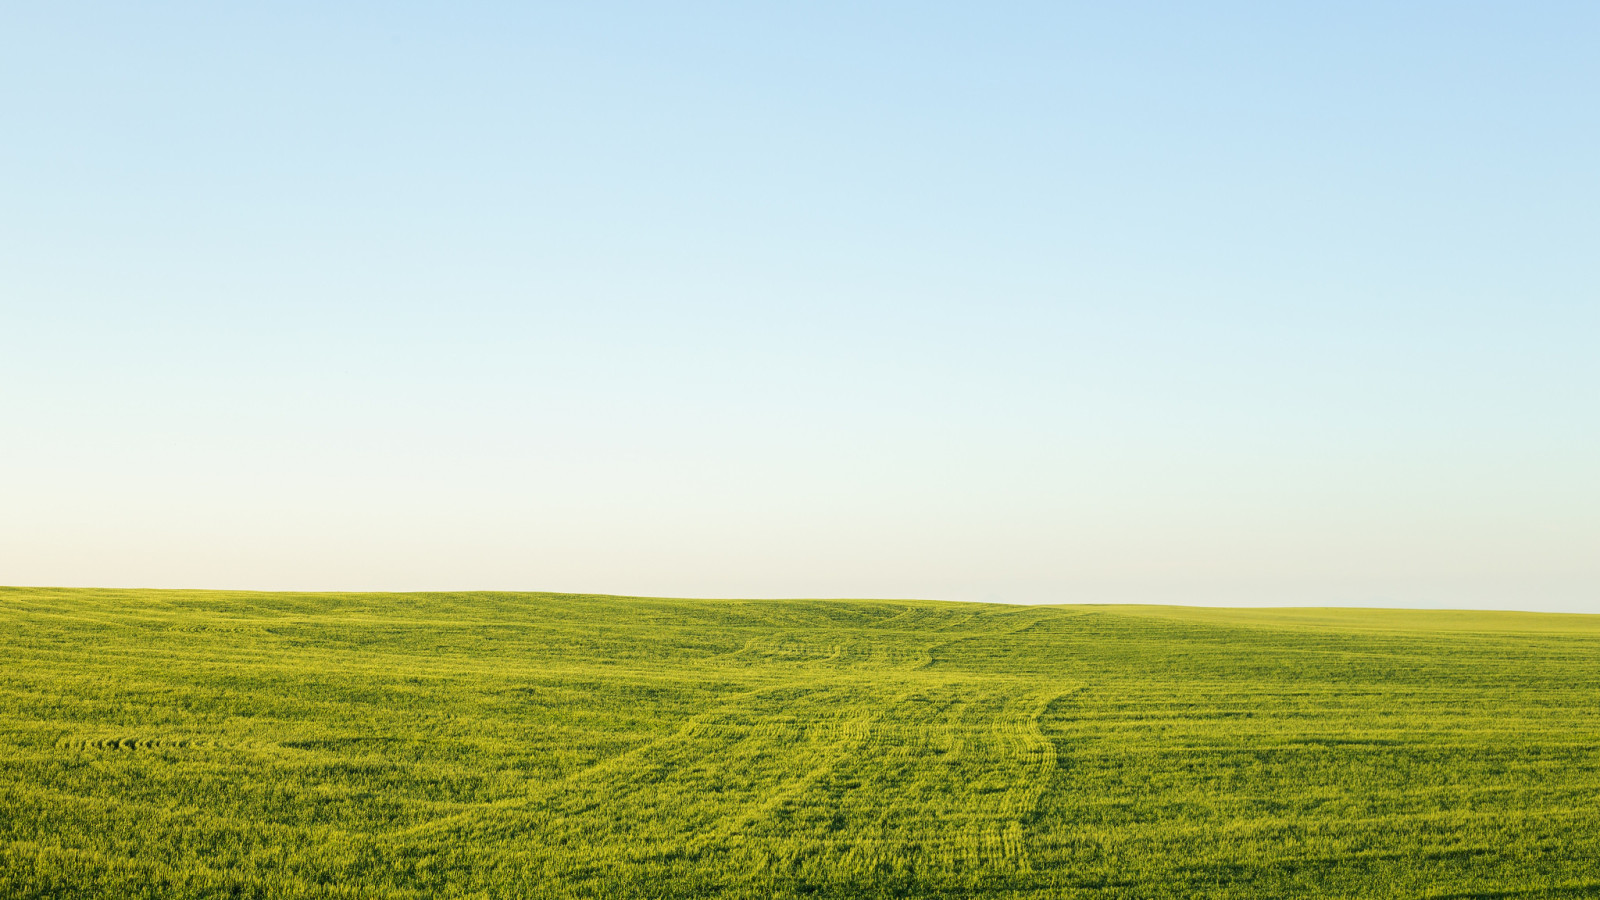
[3,3,1596,611]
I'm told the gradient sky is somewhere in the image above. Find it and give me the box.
[3,3,1596,610]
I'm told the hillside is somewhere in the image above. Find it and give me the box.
[2,587,1598,898]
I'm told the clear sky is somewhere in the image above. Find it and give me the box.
[3,3,1596,610]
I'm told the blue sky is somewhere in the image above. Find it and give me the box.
[3,3,1596,609]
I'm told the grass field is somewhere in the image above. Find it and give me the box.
[2,586,1598,898]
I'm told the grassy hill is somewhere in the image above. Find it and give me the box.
[2,586,1597,898]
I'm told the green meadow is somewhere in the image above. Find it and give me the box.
[2,586,1598,899]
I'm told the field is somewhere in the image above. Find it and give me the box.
[2,587,1598,898]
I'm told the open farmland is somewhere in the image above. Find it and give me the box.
[2,587,1598,898]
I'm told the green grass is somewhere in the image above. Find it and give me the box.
[2,587,1598,898]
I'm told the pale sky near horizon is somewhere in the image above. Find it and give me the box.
[3,3,1596,611]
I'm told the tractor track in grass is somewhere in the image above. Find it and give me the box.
[57,735,222,753]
